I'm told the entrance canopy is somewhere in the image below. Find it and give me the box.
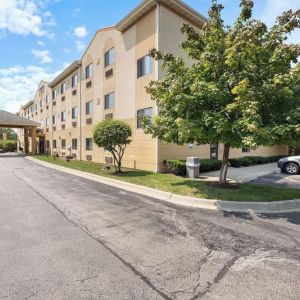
[0,110,40,128]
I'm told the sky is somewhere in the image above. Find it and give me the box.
[0,0,299,113]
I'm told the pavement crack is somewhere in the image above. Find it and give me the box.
[13,171,173,300]
[190,255,240,300]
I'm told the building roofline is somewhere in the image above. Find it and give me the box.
[116,0,207,32]
[81,26,115,58]
[23,100,34,109]
[49,60,82,88]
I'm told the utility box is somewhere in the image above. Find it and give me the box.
[186,157,200,178]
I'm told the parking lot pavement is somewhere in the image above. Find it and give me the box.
[251,172,300,189]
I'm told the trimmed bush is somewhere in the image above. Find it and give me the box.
[165,159,222,176]
[200,159,222,172]
[229,155,286,168]
[0,140,17,152]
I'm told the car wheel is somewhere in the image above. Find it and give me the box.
[284,162,299,175]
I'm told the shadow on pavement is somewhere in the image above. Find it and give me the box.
[223,210,300,225]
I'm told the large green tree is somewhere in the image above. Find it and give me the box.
[144,0,300,184]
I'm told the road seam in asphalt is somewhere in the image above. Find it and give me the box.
[26,157,300,214]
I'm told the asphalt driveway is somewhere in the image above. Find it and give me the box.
[251,172,300,189]
[0,153,300,300]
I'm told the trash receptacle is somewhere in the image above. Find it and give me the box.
[186,157,200,178]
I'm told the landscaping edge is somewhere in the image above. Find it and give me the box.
[26,156,300,214]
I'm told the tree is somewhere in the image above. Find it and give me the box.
[143,0,300,184]
[93,119,132,173]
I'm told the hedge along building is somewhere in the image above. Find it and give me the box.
[17,0,288,171]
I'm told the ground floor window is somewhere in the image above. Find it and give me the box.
[61,139,66,149]
[242,146,251,153]
[53,140,56,148]
[210,144,218,159]
[72,139,77,150]
[86,138,93,151]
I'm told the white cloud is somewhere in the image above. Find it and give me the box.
[75,40,85,52]
[63,48,71,53]
[37,40,45,46]
[261,0,300,44]
[31,49,52,64]
[0,0,55,37]
[73,26,88,38]
[0,65,60,113]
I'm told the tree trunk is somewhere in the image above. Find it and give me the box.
[219,143,231,184]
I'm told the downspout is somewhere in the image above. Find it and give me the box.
[154,1,160,173]
[79,65,82,161]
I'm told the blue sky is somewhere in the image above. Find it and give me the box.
[0,0,299,113]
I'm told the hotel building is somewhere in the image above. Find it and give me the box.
[18,0,288,171]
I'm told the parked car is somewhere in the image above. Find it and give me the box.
[278,156,300,175]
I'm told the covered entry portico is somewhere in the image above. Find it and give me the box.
[0,110,40,154]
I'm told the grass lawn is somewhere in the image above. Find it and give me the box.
[33,155,300,202]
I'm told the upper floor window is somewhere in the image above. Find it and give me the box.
[52,115,56,124]
[40,99,43,107]
[71,74,78,88]
[61,111,66,122]
[52,89,57,99]
[72,106,78,119]
[61,82,66,94]
[104,92,114,109]
[86,100,93,114]
[137,107,153,128]
[104,48,115,67]
[137,55,152,78]
[45,95,48,104]
[45,117,49,126]
[85,64,93,79]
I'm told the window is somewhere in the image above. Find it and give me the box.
[210,144,219,159]
[61,82,66,94]
[86,138,93,151]
[45,95,48,104]
[45,117,49,126]
[242,146,251,153]
[137,55,152,78]
[52,89,57,99]
[61,111,66,122]
[85,64,93,79]
[61,139,66,149]
[104,92,114,109]
[86,101,93,114]
[52,115,56,124]
[72,106,78,119]
[104,48,115,67]
[53,140,56,148]
[40,99,43,107]
[72,139,78,150]
[137,107,153,128]
[71,74,78,88]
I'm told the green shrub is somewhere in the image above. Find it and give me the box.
[200,159,222,172]
[229,158,242,167]
[165,160,186,176]
[0,140,17,152]
[165,159,222,176]
[230,155,286,168]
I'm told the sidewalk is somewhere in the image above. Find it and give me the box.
[201,163,279,183]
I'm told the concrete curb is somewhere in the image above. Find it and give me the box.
[26,157,300,214]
